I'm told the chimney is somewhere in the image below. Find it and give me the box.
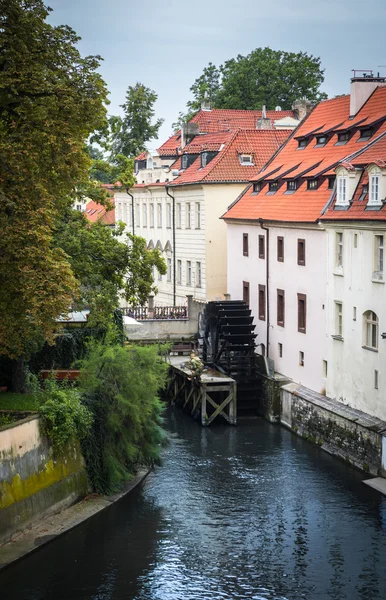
[350,72,386,116]
[292,99,313,121]
[201,93,212,112]
[181,122,200,148]
[256,105,272,130]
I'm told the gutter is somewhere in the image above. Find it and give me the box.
[126,189,135,236]
[166,186,176,305]
[258,218,270,358]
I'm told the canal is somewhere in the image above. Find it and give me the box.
[1,408,386,600]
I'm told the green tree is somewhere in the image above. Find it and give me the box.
[55,209,166,325]
[179,48,326,118]
[0,0,109,389]
[109,83,164,159]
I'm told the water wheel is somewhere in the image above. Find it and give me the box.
[199,300,259,414]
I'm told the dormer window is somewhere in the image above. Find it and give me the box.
[181,155,188,170]
[315,135,328,147]
[336,132,350,145]
[359,127,373,141]
[307,179,318,190]
[201,152,208,168]
[337,176,348,205]
[268,182,278,193]
[297,139,308,149]
[328,176,336,189]
[369,175,381,206]
[252,182,261,193]
[287,180,297,192]
[239,154,254,165]
[359,184,368,201]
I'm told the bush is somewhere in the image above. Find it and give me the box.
[78,337,168,494]
[38,379,93,451]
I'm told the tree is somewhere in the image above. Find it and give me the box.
[109,83,164,159]
[178,48,327,119]
[55,209,166,325]
[0,0,108,388]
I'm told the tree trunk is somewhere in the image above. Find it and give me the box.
[11,356,26,393]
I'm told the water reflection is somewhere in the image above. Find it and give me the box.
[1,408,386,600]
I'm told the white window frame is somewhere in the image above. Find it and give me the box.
[187,260,192,286]
[167,258,172,282]
[336,232,343,269]
[150,203,155,227]
[177,259,182,284]
[135,203,140,227]
[166,203,172,228]
[336,176,348,206]
[176,203,182,229]
[157,203,162,228]
[373,234,384,281]
[363,311,379,350]
[186,203,191,229]
[334,301,343,338]
[143,204,147,227]
[369,175,381,206]
[196,261,202,287]
[195,202,201,229]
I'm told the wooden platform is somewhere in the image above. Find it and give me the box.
[166,356,237,426]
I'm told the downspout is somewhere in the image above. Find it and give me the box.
[259,218,270,358]
[166,186,176,306]
[126,190,135,236]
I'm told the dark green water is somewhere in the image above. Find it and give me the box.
[1,407,386,600]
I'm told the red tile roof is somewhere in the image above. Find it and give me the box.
[157,108,295,157]
[85,199,115,225]
[168,129,290,186]
[224,87,386,223]
[134,151,147,161]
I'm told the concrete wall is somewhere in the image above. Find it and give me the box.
[0,416,88,543]
[281,383,386,476]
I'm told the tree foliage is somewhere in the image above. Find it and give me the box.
[178,47,327,120]
[109,83,164,159]
[79,337,168,494]
[0,0,108,358]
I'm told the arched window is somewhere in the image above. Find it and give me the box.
[363,311,379,350]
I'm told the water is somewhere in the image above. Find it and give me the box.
[1,407,386,600]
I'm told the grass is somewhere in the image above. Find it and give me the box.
[0,393,39,412]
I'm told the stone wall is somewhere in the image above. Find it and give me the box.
[281,383,386,476]
[0,415,88,544]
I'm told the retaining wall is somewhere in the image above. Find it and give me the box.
[0,415,88,544]
[281,383,386,476]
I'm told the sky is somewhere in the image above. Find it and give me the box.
[47,0,386,148]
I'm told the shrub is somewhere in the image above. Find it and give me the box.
[78,337,168,494]
[38,379,93,451]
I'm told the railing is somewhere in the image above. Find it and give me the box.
[121,305,188,320]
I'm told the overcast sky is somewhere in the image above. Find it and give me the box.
[47,0,386,147]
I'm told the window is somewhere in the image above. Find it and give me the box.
[195,203,201,229]
[315,135,328,146]
[287,180,297,192]
[268,181,278,193]
[196,262,202,287]
[298,139,307,149]
[335,302,343,338]
[186,203,191,228]
[359,183,368,201]
[278,343,283,358]
[167,258,172,282]
[359,127,373,141]
[307,179,318,190]
[176,203,182,229]
[374,234,384,280]
[157,203,162,228]
[258,284,266,321]
[181,154,188,170]
[328,176,336,189]
[353,306,357,321]
[363,311,378,350]
[299,351,305,366]
[336,132,350,144]
[76,204,82,211]
[298,294,307,333]
[177,260,182,284]
[277,289,285,327]
[166,203,172,228]
[243,233,249,256]
[201,152,208,168]
[369,175,381,206]
[243,281,250,305]
[323,360,328,377]
[297,239,306,266]
[354,233,358,248]
[186,261,192,286]
[150,203,155,227]
[277,236,284,262]
[253,182,261,193]
[374,370,379,390]
[135,203,140,227]
[239,154,254,165]
[143,204,147,227]
[336,232,343,268]
[259,235,265,259]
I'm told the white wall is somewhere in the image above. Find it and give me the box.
[227,221,328,394]
[325,224,386,420]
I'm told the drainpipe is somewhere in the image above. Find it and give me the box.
[126,189,135,236]
[259,218,270,358]
[166,186,176,306]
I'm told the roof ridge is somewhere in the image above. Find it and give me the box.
[340,130,386,164]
